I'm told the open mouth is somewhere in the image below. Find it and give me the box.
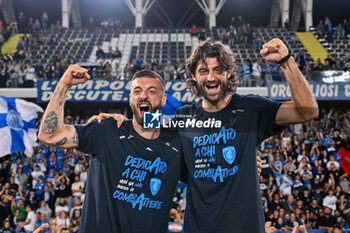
[205,83,219,95]
[138,102,151,118]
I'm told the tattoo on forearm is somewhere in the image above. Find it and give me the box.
[42,111,58,134]
[72,131,79,144]
[65,126,71,132]
[56,137,67,146]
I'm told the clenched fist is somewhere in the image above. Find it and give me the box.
[59,64,90,87]
[260,38,289,63]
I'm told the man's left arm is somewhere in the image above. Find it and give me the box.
[260,38,319,126]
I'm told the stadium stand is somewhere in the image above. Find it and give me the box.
[1,8,350,232]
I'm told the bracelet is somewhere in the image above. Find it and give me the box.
[277,53,291,65]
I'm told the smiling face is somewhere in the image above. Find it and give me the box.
[192,57,231,105]
[129,77,166,126]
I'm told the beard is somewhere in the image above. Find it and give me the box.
[131,100,162,126]
[197,78,230,104]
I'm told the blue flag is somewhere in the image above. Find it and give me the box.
[0,96,43,157]
[161,92,182,116]
[272,167,302,192]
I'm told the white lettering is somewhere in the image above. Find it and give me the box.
[345,85,350,97]
[95,80,109,90]
[110,81,125,90]
[74,91,86,100]
[86,91,100,100]
[112,91,124,101]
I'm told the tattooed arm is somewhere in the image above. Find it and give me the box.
[38,64,90,149]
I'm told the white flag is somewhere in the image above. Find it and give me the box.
[0,96,43,157]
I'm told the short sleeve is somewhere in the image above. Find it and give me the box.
[75,121,100,155]
[255,96,284,144]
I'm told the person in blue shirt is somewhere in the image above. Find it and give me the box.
[242,59,251,86]
[263,60,274,84]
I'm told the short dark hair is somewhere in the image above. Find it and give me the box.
[131,69,165,92]
[185,41,238,97]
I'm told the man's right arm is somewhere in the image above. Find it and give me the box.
[38,65,90,149]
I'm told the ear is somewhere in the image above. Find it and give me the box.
[129,93,132,107]
[227,69,232,78]
[190,72,196,80]
[161,93,167,107]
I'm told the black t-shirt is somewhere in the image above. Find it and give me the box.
[316,215,337,227]
[176,94,282,233]
[75,119,183,233]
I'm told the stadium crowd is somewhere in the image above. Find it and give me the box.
[0,105,348,232]
[0,14,350,87]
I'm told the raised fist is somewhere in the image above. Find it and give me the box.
[59,64,90,87]
[260,38,289,62]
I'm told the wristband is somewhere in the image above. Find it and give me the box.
[277,53,291,65]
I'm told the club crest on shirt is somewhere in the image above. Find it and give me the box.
[222,146,236,165]
[150,178,161,196]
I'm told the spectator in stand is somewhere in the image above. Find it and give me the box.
[227,26,236,48]
[104,62,112,79]
[135,55,143,67]
[343,19,350,38]
[284,18,291,30]
[190,24,199,37]
[96,46,104,60]
[35,212,49,230]
[37,201,52,221]
[242,59,251,87]
[113,47,122,59]
[316,207,337,232]
[41,12,49,30]
[336,23,345,39]
[198,28,206,41]
[17,12,27,32]
[263,60,273,84]
[71,209,81,233]
[55,210,70,229]
[0,62,9,87]
[23,204,37,232]
[234,60,243,81]
[112,62,122,79]
[123,61,133,79]
[163,61,175,80]
[237,15,245,27]
[55,20,62,30]
[24,63,36,87]
[312,58,324,71]
[325,17,333,43]
[176,63,186,80]
[251,59,264,86]
[296,52,307,70]
[106,46,113,58]
[8,60,20,88]
[220,28,228,44]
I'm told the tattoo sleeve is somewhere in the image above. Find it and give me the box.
[72,131,79,144]
[42,111,58,134]
[56,137,67,146]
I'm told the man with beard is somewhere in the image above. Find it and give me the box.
[93,38,318,232]
[38,67,184,232]
[172,38,318,233]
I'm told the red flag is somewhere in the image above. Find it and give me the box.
[339,147,350,174]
